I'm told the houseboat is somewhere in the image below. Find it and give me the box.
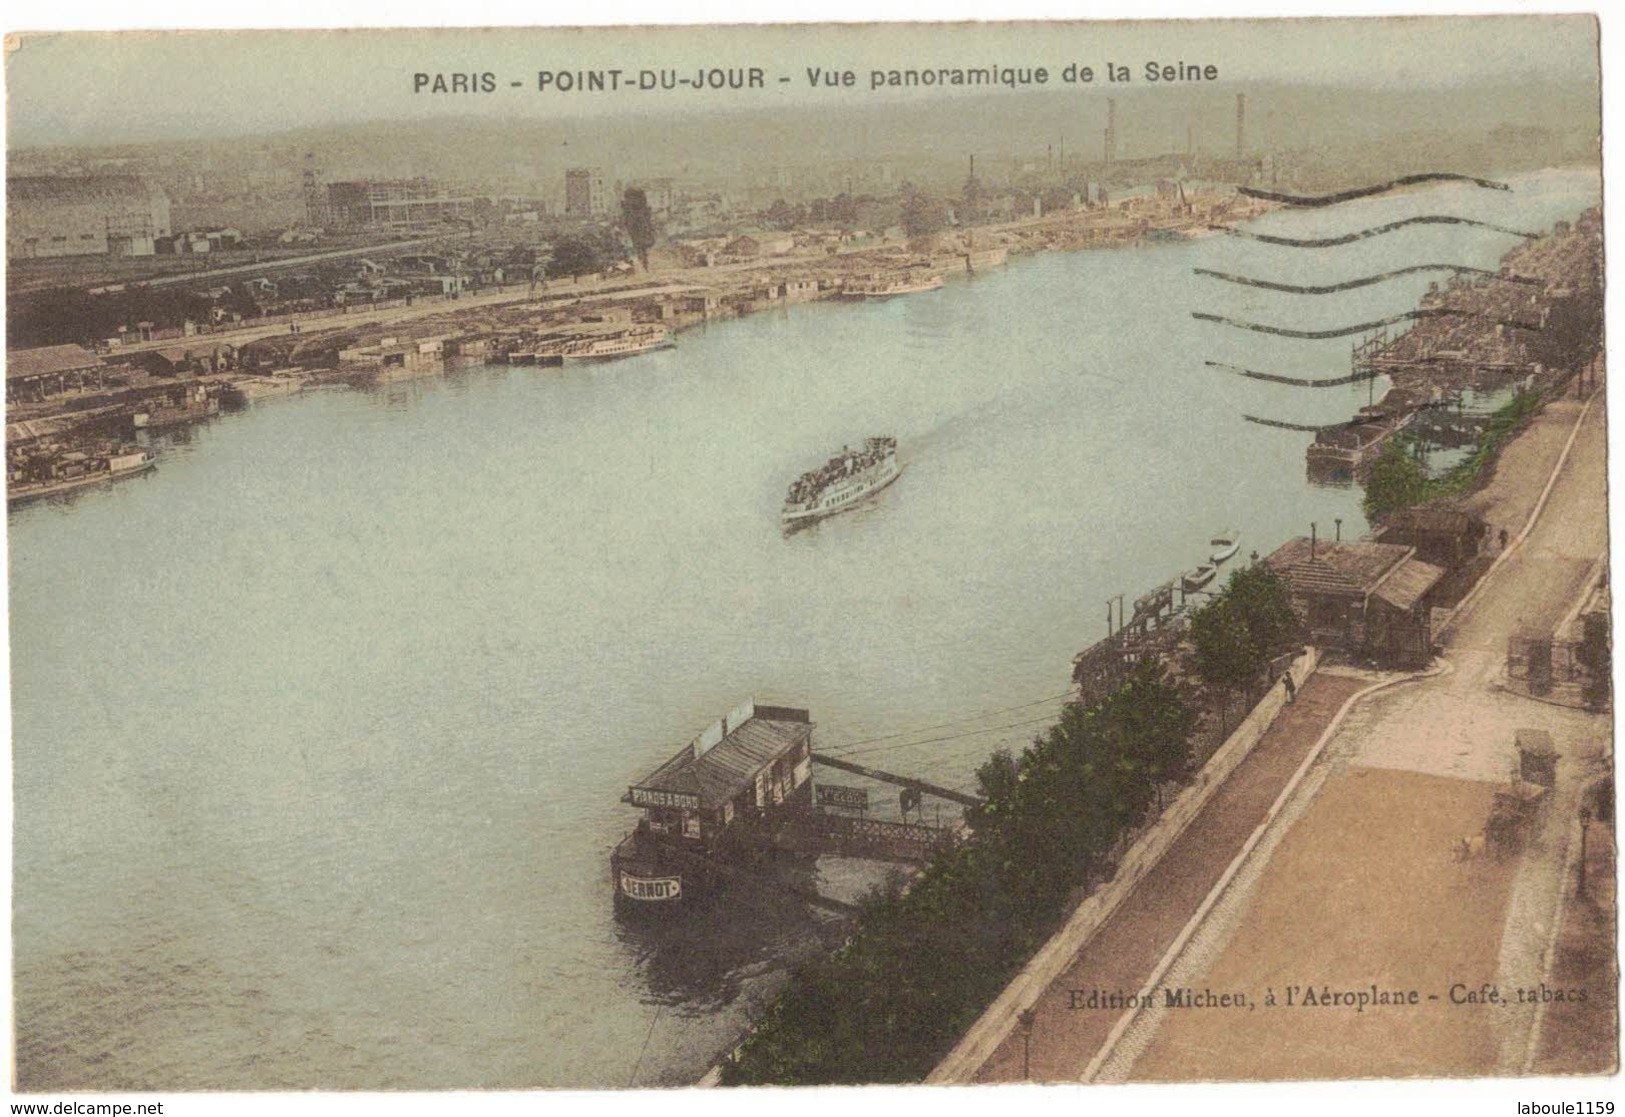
[840,272,945,299]
[8,446,154,507]
[782,436,903,529]
[612,700,814,914]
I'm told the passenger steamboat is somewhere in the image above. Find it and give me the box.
[522,324,674,365]
[781,437,903,528]
[840,272,944,299]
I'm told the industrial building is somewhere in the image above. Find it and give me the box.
[323,179,480,228]
[7,175,172,259]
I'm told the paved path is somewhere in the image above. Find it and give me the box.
[973,672,1368,1081]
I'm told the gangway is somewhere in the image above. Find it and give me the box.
[812,753,984,808]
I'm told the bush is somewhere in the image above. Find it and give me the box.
[1363,389,1546,521]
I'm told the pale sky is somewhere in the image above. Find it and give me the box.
[4,15,1600,149]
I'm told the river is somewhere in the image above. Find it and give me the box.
[10,166,1597,1089]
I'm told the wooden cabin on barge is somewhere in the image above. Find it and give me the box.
[612,700,813,912]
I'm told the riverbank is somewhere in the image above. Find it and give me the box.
[6,186,1269,499]
[704,189,1607,1086]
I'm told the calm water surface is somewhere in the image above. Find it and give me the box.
[11,168,1597,1089]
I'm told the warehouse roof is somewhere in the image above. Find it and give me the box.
[8,344,104,382]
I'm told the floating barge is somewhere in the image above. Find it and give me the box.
[612,699,973,917]
[612,700,814,913]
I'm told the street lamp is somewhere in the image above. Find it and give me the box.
[1579,806,1593,898]
[1018,1008,1038,1080]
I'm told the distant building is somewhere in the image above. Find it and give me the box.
[8,175,172,259]
[324,179,479,228]
[564,167,608,219]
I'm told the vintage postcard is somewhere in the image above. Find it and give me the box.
[3,11,1614,1105]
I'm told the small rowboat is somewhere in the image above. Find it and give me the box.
[1210,529,1241,564]
[1182,564,1217,592]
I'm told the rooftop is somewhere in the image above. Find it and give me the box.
[9,174,164,205]
[8,344,104,382]
[1372,557,1446,611]
[632,702,812,813]
[1266,538,1415,597]
[1385,507,1485,535]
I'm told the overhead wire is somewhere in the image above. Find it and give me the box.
[819,691,1072,757]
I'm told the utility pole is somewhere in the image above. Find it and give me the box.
[1019,1009,1037,1079]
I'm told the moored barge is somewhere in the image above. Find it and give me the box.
[612,700,814,914]
[7,446,154,507]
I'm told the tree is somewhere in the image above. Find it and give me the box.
[619,188,657,270]
[1190,597,1257,712]
[1363,436,1430,520]
[900,185,948,241]
[1041,186,1075,215]
[829,192,860,227]
[764,198,797,231]
[1190,565,1303,724]
[1222,565,1302,662]
[547,231,618,282]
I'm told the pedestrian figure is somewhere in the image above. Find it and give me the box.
[1499,527,1510,552]
[1282,673,1297,704]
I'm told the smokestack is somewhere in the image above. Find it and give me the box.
[1105,98,1117,165]
[1310,521,1317,560]
[1235,93,1246,160]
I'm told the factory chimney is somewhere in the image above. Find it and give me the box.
[1105,98,1117,165]
[1235,93,1246,160]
